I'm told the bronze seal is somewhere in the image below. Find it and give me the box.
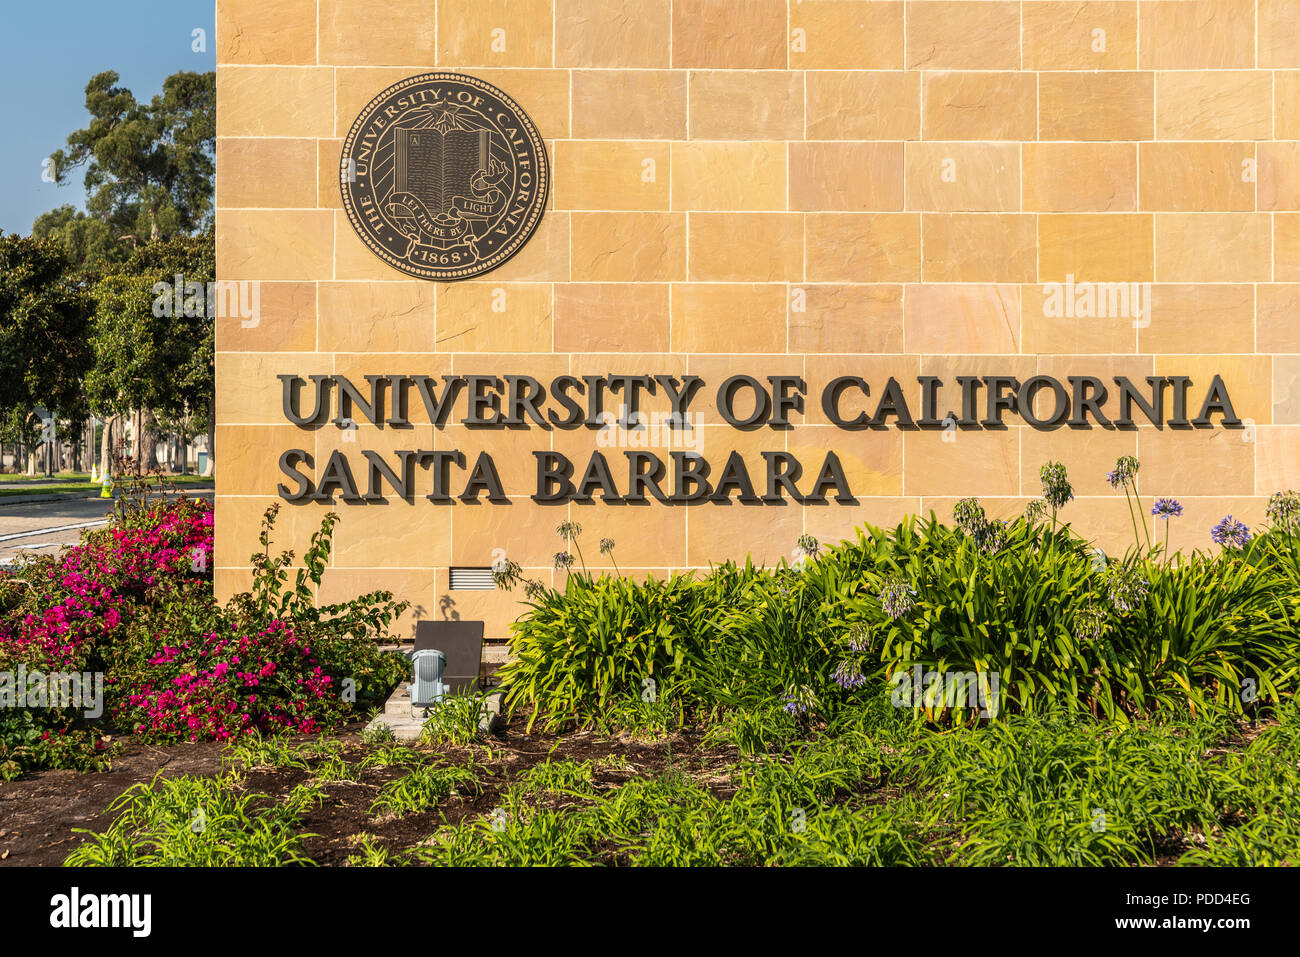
[340,73,549,281]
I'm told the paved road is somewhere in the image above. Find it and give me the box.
[0,490,213,564]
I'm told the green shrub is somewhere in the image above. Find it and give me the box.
[369,762,482,817]
[1,493,408,777]
[499,572,709,730]
[518,756,596,796]
[498,488,1300,728]
[64,772,315,866]
[418,691,492,746]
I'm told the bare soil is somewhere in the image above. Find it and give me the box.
[0,718,733,867]
[1,716,1272,866]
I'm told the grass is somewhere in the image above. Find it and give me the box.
[418,692,492,746]
[0,474,213,497]
[0,472,91,483]
[369,763,483,817]
[64,771,315,866]
[407,700,1300,867]
[63,698,1300,867]
[0,483,103,497]
[46,467,1300,867]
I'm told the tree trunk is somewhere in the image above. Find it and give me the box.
[141,408,159,471]
[203,405,215,477]
[99,415,115,476]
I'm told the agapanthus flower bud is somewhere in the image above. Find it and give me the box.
[1040,461,1074,511]
[1022,499,1048,524]
[953,497,987,536]
[796,534,820,558]
[1266,491,1300,530]
[1108,455,1139,488]
[490,556,522,589]
[879,576,916,619]
[975,518,1009,554]
[1106,564,1150,614]
[845,622,871,654]
[1072,603,1108,643]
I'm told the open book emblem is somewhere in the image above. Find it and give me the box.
[340,74,549,281]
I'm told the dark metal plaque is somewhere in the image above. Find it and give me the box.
[413,619,484,693]
[340,73,549,281]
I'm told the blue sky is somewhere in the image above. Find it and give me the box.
[0,0,215,235]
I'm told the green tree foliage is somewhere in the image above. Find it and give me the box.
[34,68,216,472]
[31,205,124,275]
[0,236,94,447]
[87,230,215,427]
[49,70,215,245]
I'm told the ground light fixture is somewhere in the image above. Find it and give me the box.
[409,648,449,714]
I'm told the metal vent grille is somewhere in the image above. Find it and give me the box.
[417,652,442,681]
[449,566,495,590]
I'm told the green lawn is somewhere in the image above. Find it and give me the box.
[0,472,91,483]
[0,474,213,497]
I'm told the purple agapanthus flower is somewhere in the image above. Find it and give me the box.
[1151,498,1183,519]
[1211,515,1251,549]
[780,684,818,716]
[1107,455,1139,488]
[831,659,869,690]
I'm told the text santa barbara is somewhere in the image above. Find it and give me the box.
[274,371,1241,505]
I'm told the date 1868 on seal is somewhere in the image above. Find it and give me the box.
[339,73,549,281]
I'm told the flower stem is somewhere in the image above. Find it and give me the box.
[1130,478,1152,550]
[1122,485,1142,551]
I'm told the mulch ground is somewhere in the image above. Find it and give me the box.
[2,716,1274,866]
[0,718,734,867]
